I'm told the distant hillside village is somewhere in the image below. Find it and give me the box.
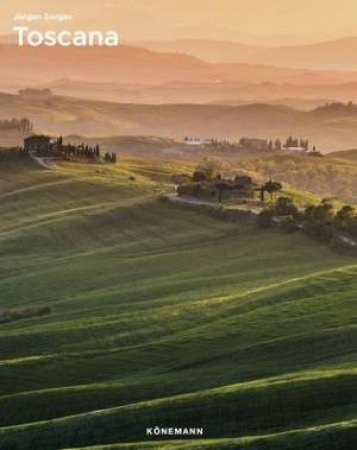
[183,136,321,155]
[21,134,117,163]
[20,133,319,158]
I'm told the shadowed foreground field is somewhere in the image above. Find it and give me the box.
[0,157,356,449]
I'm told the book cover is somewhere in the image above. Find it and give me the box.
[0,1,356,449]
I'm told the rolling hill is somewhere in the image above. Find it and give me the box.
[1,42,357,89]
[0,153,356,449]
[4,93,357,151]
[40,79,357,106]
[58,135,357,204]
[329,149,357,161]
[2,41,357,106]
[133,36,357,71]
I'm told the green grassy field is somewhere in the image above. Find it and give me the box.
[0,156,356,449]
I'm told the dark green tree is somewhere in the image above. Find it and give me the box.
[261,180,283,202]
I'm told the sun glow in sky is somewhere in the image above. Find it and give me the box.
[2,0,357,44]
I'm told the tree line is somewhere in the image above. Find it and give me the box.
[27,136,118,164]
[0,117,33,135]
[104,152,117,163]
[259,196,357,249]
[283,137,309,149]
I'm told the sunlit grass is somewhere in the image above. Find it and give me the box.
[0,156,355,449]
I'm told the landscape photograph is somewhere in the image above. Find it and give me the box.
[0,1,356,449]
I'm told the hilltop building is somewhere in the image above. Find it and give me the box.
[183,137,214,146]
[22,134,110,163]
[19,88,53,99]
[239,138,269,150]
[24,134,51,153]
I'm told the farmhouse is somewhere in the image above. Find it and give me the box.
[22,134,114,162]
[24,134,51,153]
[183,137,214,146]
[178,172,256,203]
[239,138,269,150]
[19,88,53,100]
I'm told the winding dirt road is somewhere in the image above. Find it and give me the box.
[29,151,55,169]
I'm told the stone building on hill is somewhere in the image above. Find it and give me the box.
[24,135,51,153]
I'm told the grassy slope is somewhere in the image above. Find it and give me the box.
[233,152,357,205]
[329,149,357,161]
[0,156,356,449]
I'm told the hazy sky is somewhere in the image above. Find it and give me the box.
[3,0,357,44]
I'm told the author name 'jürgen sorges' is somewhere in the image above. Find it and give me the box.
[14,13,73,22]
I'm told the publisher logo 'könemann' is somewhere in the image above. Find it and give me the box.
[146,427,204,437]
[12,26,119,46]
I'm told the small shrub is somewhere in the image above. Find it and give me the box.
[0,305,53,323]
[279,216,298,233]
[258,208,274,228]
[275,197,299,217]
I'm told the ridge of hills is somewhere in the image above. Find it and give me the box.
[133,36,357,71]
[3,92,357,150]
[1,42,357,88]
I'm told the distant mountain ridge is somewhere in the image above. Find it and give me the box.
[1,42,357,88]
[131,36,357,71]
[39,78,357,106]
